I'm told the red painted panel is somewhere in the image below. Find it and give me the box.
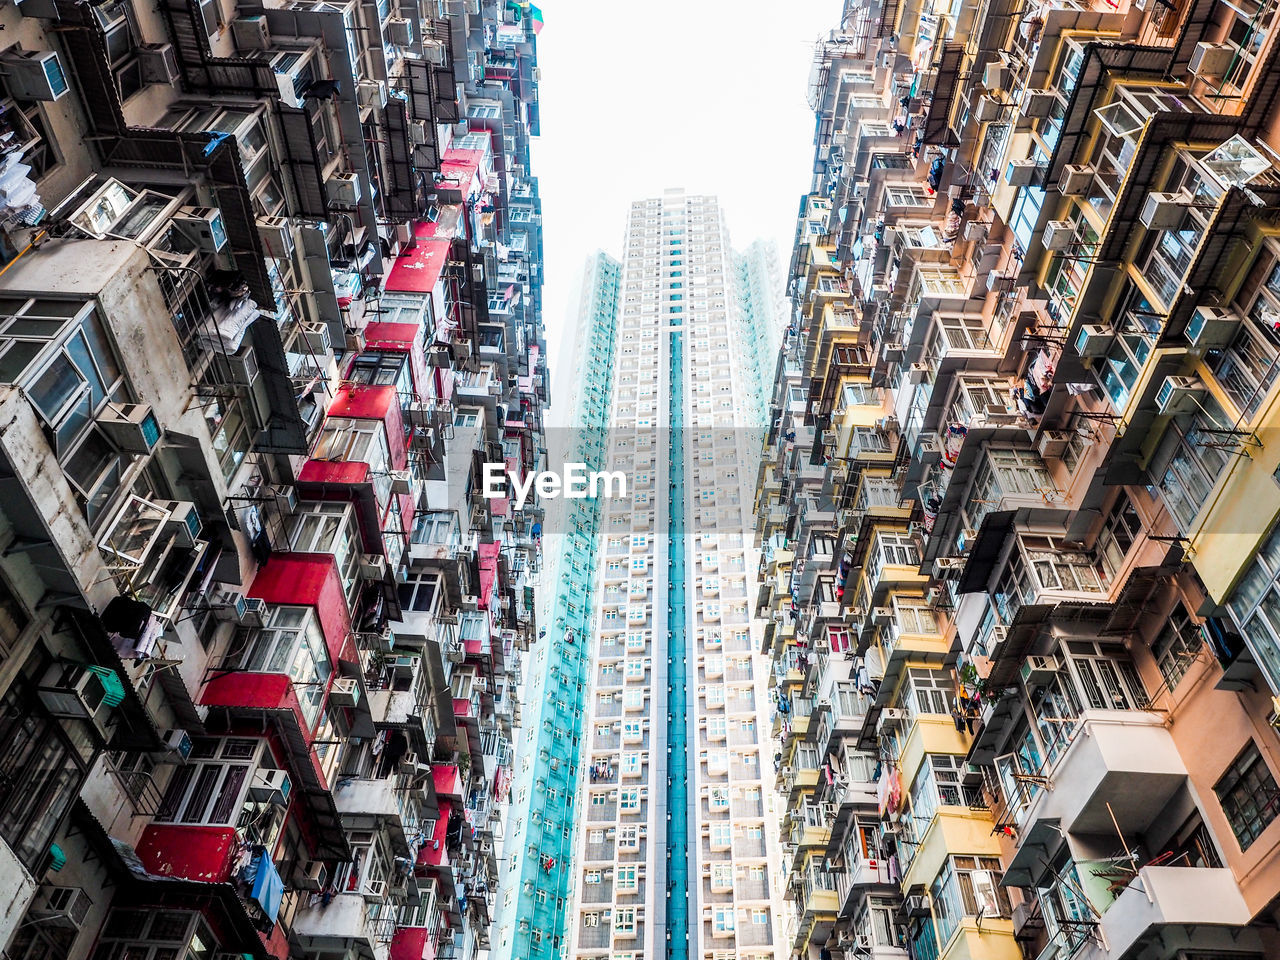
[298,459,370,486]
[137,824,238,882]
[248,554,353,664]
[390,926,430,960]
[329,383,396,421]
[384,390,407,471]
[201,672,311,735]
[363,322,417,352]
[386,222,451,294]
[432,764,462,798]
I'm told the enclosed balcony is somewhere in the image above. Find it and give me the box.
[1006,711,1187,868]
[291,890,392,960]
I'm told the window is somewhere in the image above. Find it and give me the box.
[712,907,735,935]
[886,186,933,207]
[1215,742,1280,850]
[1150,606,1202,691]
[293,503,362,600]
[932,856,1011,946]
[614,907,636,935]
[0,670,94,870]
[233,606,331,725]
[619,788,641,811]
[1096,495,1141,581]
[616,865,638,891]
[156,737,272,826]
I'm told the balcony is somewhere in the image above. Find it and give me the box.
[1009,711,1187,862]
[292,890,388,958]
[1087,866,1253,960]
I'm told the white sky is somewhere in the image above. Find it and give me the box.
[529,0,842,414]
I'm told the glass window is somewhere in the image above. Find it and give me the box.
[1214,742,1280,850]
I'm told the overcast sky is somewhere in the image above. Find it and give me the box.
[529,0,841,414]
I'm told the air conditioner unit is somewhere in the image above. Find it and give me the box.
[1042,220,1074,251]
[1156,375,1205,414]
[37,665,117,719]
[1058,163,1095,195]
[302,322,332,355]
[908,362,928,383]
[964,219,988,242]
[329,677,360,707]
[409,120,427,145]
[231,16,271,51]
[256,216,293,257]
[461,594,480,611]
[983,61,1012,91]
[385,16,413,45]
[876,708,907,733]
[211,590,248,622]
[272,483,299,515]
[1140,191,1187,230]
[904,894,931,917]
[356,78,387,109]
[988,624,1009,657]
[162,727,193,759]
[359,553,387,579]
[158,500,202,546]
[248,768,292,805]
[388,470,413,495]
[1036,430,1073,459]
[398,750,421,773]
[1186,305,1241,349]
[214,345,260,386]
[137,43,180,84]
[1005,158,1040,186]
[873,606,893,625]
[1189,41,1235,77]
[270,49,313,109]
[987,270,1017,293]
[362,879,387,902]
[958,528,979,553]
[975,95,1003,122]
[934,557,965,579]
[29,886,91,930]
[1074,323,1115,358]
[241,597,267,628]
[881,341,904,362]
[97,403,161,454]
[0,50,69,101]
[173,206,228,253]
[1021,89,1056,119]
[295,860,327,891]
[326,172,361,205]
[1020,655,1060,687]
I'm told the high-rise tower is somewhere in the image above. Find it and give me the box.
[568,190,783,960]
[498,251,622,959]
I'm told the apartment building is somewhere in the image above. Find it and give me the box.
[758,2,1280,960]
[496,251,622,960]
[567,190,783,960]
[0,1,547,960]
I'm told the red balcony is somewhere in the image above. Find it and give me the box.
[364,321,431,398]
[434,140,492,204]
[433,763,464,798]
[416,804,452,872]
[246,554,355,666]
[136,824,239,882]
[386,220,451,296]
[298,383,413,567]
[391,926,436,960]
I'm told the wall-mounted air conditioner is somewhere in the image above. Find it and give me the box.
[0,50,69,101]
[97,403,161,454]
[137,43,180,84]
